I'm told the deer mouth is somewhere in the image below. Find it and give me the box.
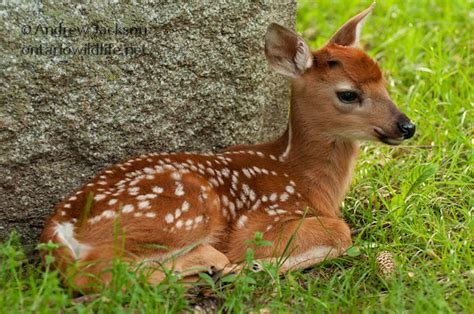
[373,127,403,145]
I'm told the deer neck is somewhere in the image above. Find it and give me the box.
[276,93,360,217]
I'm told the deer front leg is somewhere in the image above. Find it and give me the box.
[225,216,352,274]
[142,243,231,285]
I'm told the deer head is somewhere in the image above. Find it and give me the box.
[265,2,415,145]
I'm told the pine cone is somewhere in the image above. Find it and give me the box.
[376,251,395,277]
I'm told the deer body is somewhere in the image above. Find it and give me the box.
[40,3,415,291]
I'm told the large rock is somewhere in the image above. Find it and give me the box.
[0,2,295,245]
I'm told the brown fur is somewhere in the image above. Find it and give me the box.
[39,3,414,292]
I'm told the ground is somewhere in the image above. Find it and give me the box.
[1,0,472,312]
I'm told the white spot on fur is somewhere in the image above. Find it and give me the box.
[175,183,185,196]
[269,193,277,202]
[145,212,156,218]
[122,204,134,213]
[209,178,219,187]
[242,168,252,178]
[152,186,164,194]
[280,193,289,202]
[237,215,248,229]
[285,185,295,194]
[221,168,230,177]
[195,215,204,224]
[176,220,184,229]
[128,187,140,195]
[171,172,182,181]
[182,201,190,212]
[137,194,157,201]
[108,199,118,206]
[221,195,229,207]
[102,210,116,219]
[249,190,256,202]
[64,203,71,209]
[143,167,155,174]
[138,201,150,209]
[251,200,261,211]
[232,173,239,184]
[165,213,174,224]
[267,209,277,216]
[229,202,236,217]
[89,216,101,224]
[242,184,250,195]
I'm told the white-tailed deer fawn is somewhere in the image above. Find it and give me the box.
[40,3,415,291]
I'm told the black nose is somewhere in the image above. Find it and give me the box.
[397,121,416,139]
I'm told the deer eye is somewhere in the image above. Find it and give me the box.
[337,91,359,104]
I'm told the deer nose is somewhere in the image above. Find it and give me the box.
[397,121,416,139]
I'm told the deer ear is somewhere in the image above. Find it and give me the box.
[329,2,375,48]
[265,23,313,78]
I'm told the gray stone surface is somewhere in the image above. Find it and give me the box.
[0,1,295,246]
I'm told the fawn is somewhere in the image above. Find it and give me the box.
[40,3,415,291]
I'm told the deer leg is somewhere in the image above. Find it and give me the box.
[142,243,231,285]
[66,242,230,291]
[225,216,352,275]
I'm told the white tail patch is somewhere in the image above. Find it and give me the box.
[54,222,89,260]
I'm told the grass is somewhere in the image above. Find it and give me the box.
[1,0,472,312]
